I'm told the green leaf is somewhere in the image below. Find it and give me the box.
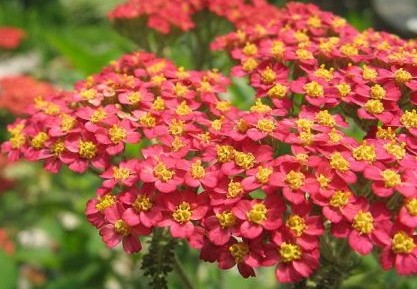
[0,250,18,289]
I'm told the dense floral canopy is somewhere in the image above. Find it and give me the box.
[3,1,417,284]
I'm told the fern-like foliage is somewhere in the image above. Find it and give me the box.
[141,229,177,289]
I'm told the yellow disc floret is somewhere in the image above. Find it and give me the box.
[285,170,305,190]
[381,169,401,188]
[216,211,237,229]
[352,211,374,234]
[392,232,416,254]
[280,242,302,262]
[330,152,350,172]
[172,202,192,223]
[247,203,268,224]
[286,215,307,237]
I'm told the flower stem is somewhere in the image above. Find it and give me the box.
[173,254,197,289]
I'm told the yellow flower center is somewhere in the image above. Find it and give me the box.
[261,66,276,84]
[394,68,412,83]
[227,180,243,198]
[147,61,166,74]
[153,162,174,182]
[31,132,48,149]
[376,127,396,140]
[296,48,313,60]
[285,170,305,190]
[340,44,358,57]
[271,41,285,58]
[247,203,268,224]
[384,141,405,159]
[330,152,350,172]
[95,194,116,211]
[381,169,401,187]
[198,80,212,93]
[78,141,97,159]
[250,99,271,113]
[392,232,416,254]
[234,151,255,170]
[299,131,313,145]
[176,101,192,116]
[171,137,185,152]
[174,83,188,97]
[216,211,236,229]
[90,108,107,123]
[169,119,185,136]
[172,202,192,223]
[133,195,153,212]
[52,141,65,156]
[80,89,96,100]
[296,118,314,131]
[257,119,275,133]
[362,65,377,81]
[109,125,127,143]
[286,215,307,237]
[401,110,417,129]
[191,160,205,179]
[352,211,374,234]
[139,113,156,128]
[114,219,130,236]
[211,117,224,131]
[364,99,384,114]
[61,114,76,132]
[307,15,321,28]
[370,84,386,99]
[304,81,324,98]
[152,96,166,111]
[112,166,131,181]
[268,84,288,98]
[336,82,351,97]
[216,100,231,112]
[317,174,330,188]
[406,198,417,216]
[242,42,258,56]
[127,92,141,104]
[216,145,235,163]
[294,31,309,43]
[280,242,302,263]
[352,141,376,162]
[242,58,258,72]
[229,242,249,263]
[151,74,166,86]
[256,166,273,184]
[236,119,249,133]
[333,17,347,28]
[315,110,335,127]
[330,191,350,209]
[314,65,334,81]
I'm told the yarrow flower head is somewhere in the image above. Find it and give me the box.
[5,1,417,285]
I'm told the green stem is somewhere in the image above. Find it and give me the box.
[173,254,197,289]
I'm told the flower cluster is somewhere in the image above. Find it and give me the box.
[3,1,417,284]
[0,26,25,50]
[109,0,281,34]
[0,76,57,115]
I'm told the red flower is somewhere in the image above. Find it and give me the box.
[118,185,162,228]
[272,230,320,283]
[159,191,209,239]
[99,203,150,254]
[380,227,417,276]
[0,26,25,50]
[332,199,392,255]
[232,194,284,239]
